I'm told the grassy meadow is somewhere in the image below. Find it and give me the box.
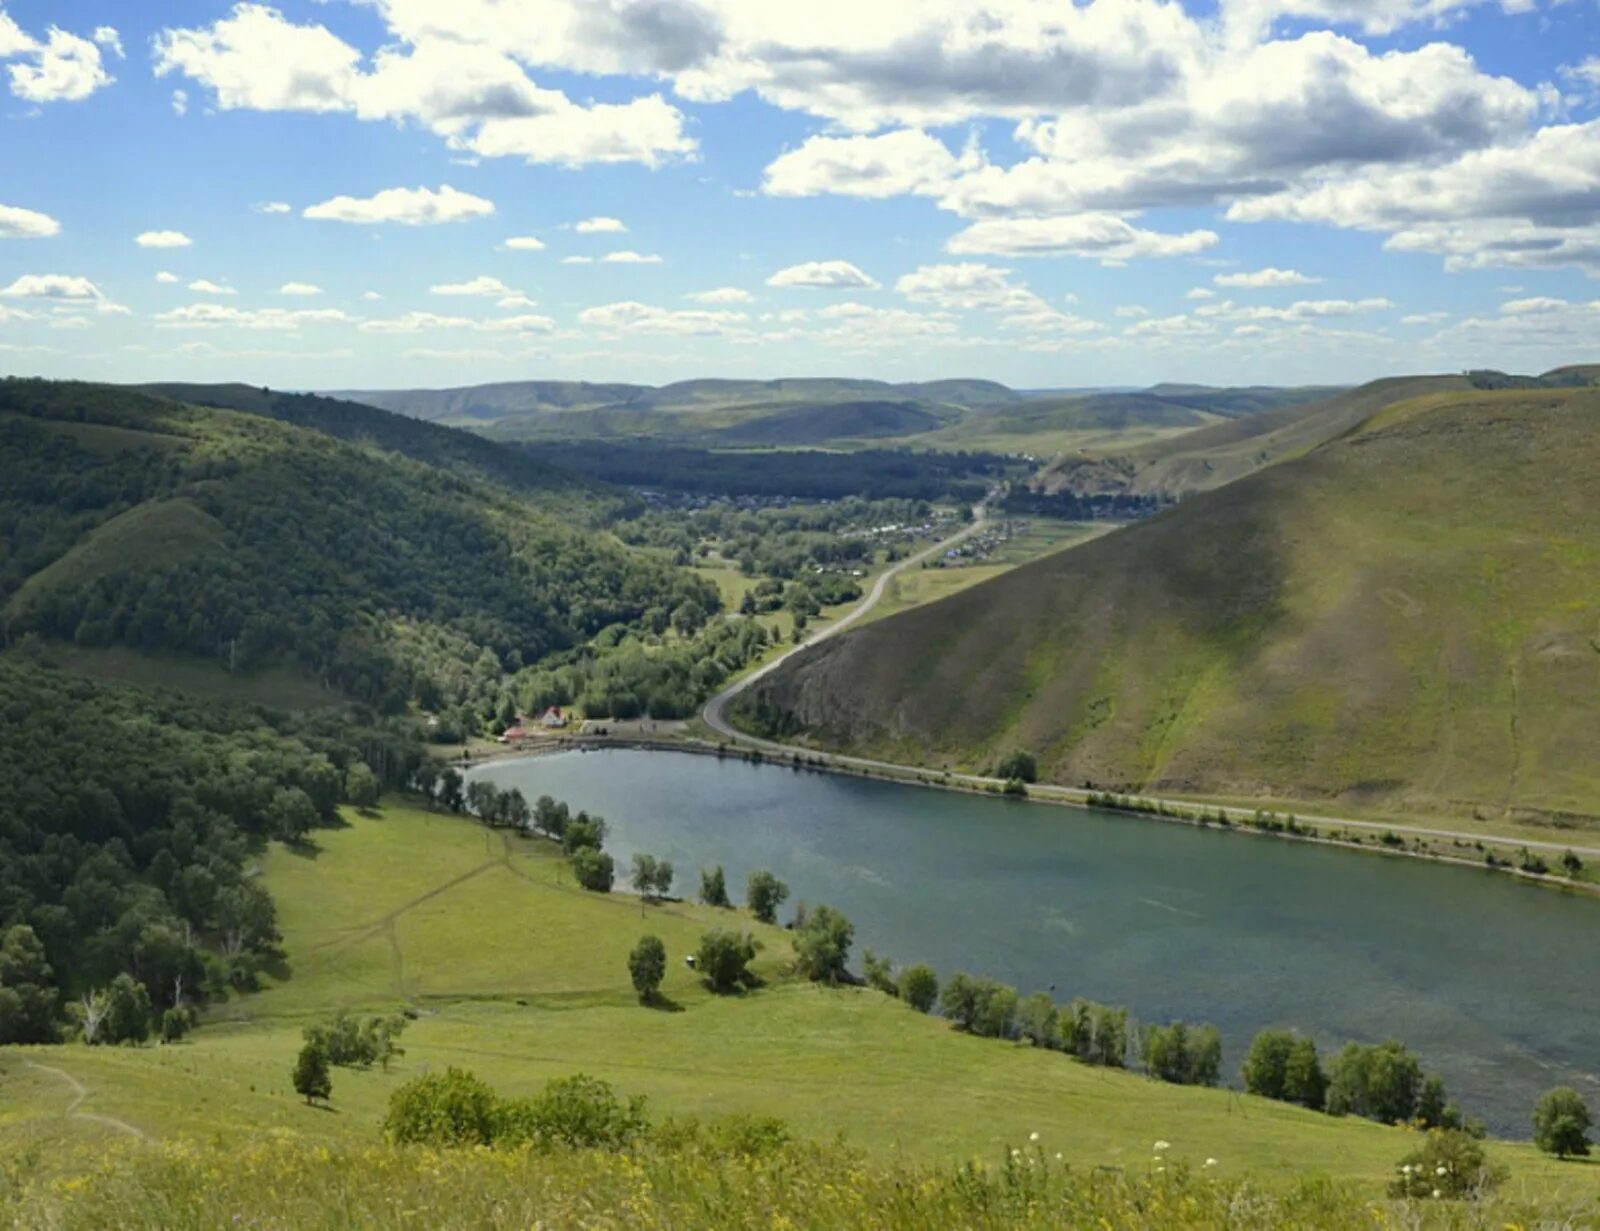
[3,800,1598,1221]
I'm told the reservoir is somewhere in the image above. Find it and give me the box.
[468,748,1599,1136]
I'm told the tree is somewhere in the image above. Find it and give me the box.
[628,935,667,1003]
[345,761,380,810]
[293,1039,332,1105]
[562,814,607,855]
[699,865,731,908]
[0,925,59,1045]
[994,750,1038,783]
[1242,1029,1294,1100]
[1282,1037,1327,1109]
[501,788,530,831]
[266,786,319,844]
[413,761,440,808]
[465,780,501,823]
[1326,1041,1424,1124]
[1018,992,1058,1048]
[438,767,464,813]
[696,929,758,994]
[898,964,939,1013]
[631,854,661,898]
[862,950,898,996]
[793,905,853,984]
[570,848,615,893]
[746,869,788,924]
[90,974,152,1046]
[1532,1087,1592,1159]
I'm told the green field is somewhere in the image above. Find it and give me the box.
[3,800,1596,1207]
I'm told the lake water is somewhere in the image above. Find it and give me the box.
[468,748,1599,1136]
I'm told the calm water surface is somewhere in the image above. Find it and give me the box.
[469,749,1599,1135]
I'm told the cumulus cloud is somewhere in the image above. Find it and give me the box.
[560,255,593,265]
[895,263,1046,314]
[767,260,879,290]
[1195,295,1392,321]
[431,274,518,297]
[579,300,750,337]
[154,4,695,167]
[503,235,545,250]
[686,287,753,303]
[137,230,194,249]
[4,19,115,103]
[359,310,478,334]
[304,184,494,226]
[0,203,60,239]
[602,250,662,264]
[253,201,291,214]
[155,303,354,330]
[764,130,981,199]
[187,279,236,295]
[947,214,1217,261]
[155,271,180,284]
[0,274,105,301]
[279,281,322,295]
[575,216,627,233]
[479,313,556,333]
[1215,267,1320,287]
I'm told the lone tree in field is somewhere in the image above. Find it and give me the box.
[1533,1087,1592,1159]
[746,869,788,924]
[293,1038,332,1105]
[699,865,731,908]
[696,929,759,994]
[628,935,667,1004]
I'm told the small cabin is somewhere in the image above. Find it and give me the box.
[540,706,568,729]
[502,725,529,741]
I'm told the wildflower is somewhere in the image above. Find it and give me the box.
[1153,1141,1170,1152]
[1029,1132,1040,1143]
[1204,1158,1218,1168]
[1054,1153,1063,1162]
[1435,1166,1447,1176]
[1011,1149,1021,1159]
[1432,1189,1442,1199]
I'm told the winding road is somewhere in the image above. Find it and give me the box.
[702,504,1600,865]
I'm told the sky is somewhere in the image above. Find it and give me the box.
[2,0,1600,390]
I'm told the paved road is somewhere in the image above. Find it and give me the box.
[702,504,1600,862]
[702,502,990,739]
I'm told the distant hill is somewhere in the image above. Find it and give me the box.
[710,400,951,445]
[1,379,710,708]
[742,385,1600,823]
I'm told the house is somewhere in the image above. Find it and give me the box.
[540,706,568,729]
[502,725,529,741]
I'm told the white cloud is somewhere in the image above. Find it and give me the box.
[6,24,114,103]
[579,301,750,337]
[362,290,384,301]
[764,130,980,199]
[92,27,123,58]
[479,313,556,333]
[188,279,237,296]
[171,89,189,116]
[560,255,593,265]
[1400,311,1448,324]
[575,217,627,234]
[155,5,695,168]
[155,303,354,330]
[1186,287,1217,300]
[155,271,180,284]
[497,294,538,309]
[767,260,879,290]
[0,203,60,239]
[602,250,662,264]
[359,311,478,334]
[686,287,753,304]
[504,235,545,250]
[1215,267,1320,288]
[253,201,291,214]
[279,281,323,296]
[137,230,194,249]
[431,274,518,297]
[1115,305,1151,317]
[1195,295,1392,321]
[304,184,494,226]
[947,215,1218,262]
[895,263,1046,314]
[0,274,105,302]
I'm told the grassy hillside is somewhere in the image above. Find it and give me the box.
[5,799,1592,1207]
[1035,375,1470,499]
[0,379,711,708]
[741,386,1600,826]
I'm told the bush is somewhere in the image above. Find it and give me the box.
[495,1074,647,1151]
[696,929,759,994]
[793,905,854,984]
[994,750,1038,783]
[385,1068,498,1146]
[1532,1087,1592,1159]
[571,847,616,893]
[898,964,939,1013]
[1387,1129,1506,1200]
[628,935,667,1003]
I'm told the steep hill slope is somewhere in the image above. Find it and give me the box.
[741,386,1600,823]
[0,379,711,708]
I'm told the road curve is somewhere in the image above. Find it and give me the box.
[702,503,989,740]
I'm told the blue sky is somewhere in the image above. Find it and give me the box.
[2,0,1599,390]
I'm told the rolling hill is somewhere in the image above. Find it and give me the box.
[739,385,1600,825]
[0,379,711,708]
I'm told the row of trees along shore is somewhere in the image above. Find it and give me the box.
[452,786,1591,1163]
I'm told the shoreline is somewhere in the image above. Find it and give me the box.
[453,734,1600,901]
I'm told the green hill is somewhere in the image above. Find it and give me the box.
[710,399,951,445]
[0,379,711,708]
[740,386,1600,825]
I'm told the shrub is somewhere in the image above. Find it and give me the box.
[862,949,898,996]
[994,750,1038,783]
[1532,1087,1592,1159]
[385,1068,498,1146]
[1387,1129,1506,1200]
[696,929,759,994]
[628,935,667,1003]
[898,964,939,1013]
[495,1074,647,1151]
[571,847,615,893]
[793,905,854,984]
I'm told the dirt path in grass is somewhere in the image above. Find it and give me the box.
[24,1060,150,1142]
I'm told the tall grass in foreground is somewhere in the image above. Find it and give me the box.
[2,1136,1594,1231]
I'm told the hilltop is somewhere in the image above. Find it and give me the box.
[739,385,1600,824]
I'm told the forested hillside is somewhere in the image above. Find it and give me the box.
[0,380,714,710]
[741,386,1600,823]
